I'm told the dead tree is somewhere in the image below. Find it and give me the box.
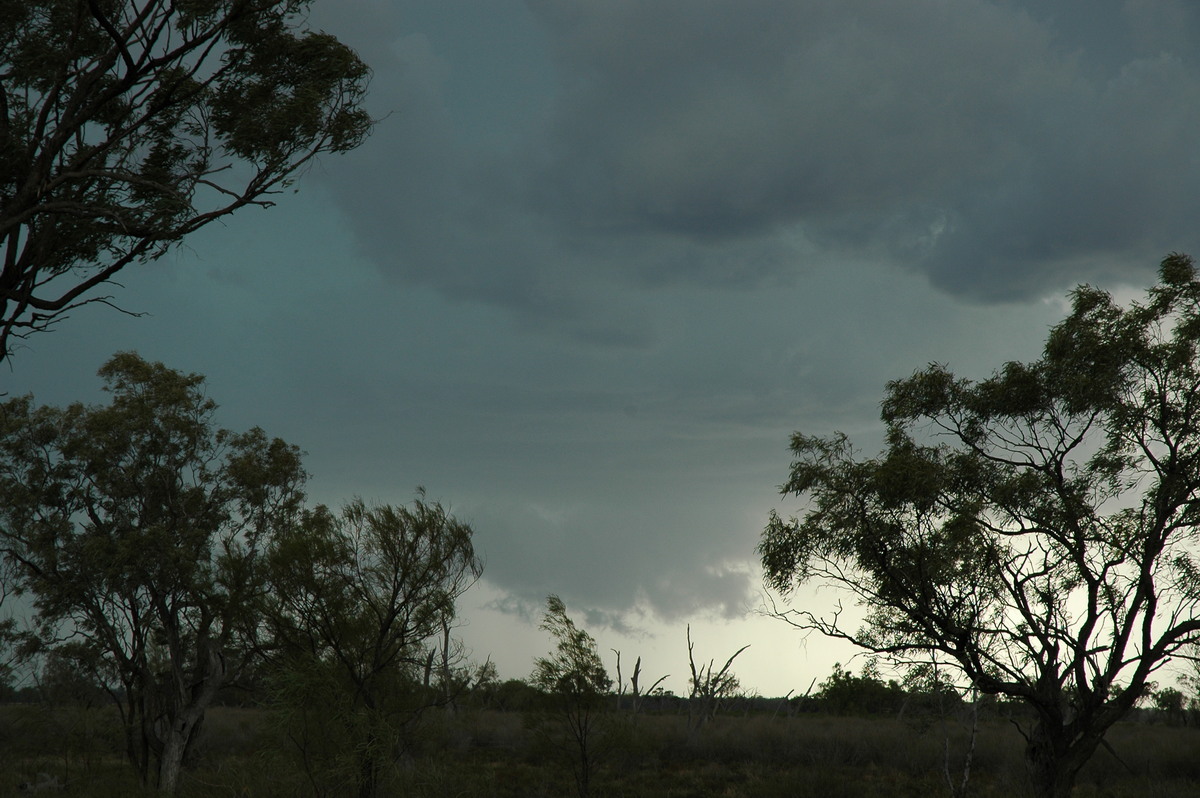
[685,625,748,733]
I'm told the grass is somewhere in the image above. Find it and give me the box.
[2,704,1199,796]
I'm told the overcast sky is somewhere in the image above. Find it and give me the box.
[7,0,1200,697]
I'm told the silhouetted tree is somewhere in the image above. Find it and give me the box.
[0,352,306,793]
[761,254,1200,798]
[532,595,611,798]
[264,494,482,798]
[685,625,747,732]
[0,0,371,361]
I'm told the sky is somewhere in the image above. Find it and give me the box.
[6,0,1200,698]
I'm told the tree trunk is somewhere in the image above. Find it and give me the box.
[355,687,387,798]
[1025,720,1102,798]
[158,728,188,795]
[155,642,226,794]
[156,699,213,793]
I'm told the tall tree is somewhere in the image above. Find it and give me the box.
[264,494,482,798]
[0,352,306,793]
[0,0,371,361]
[760,253,1200,798]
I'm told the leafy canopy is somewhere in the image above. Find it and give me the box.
[0,351,307,791]
[0,0,371,359]
[265,493,483,692]
[263,493,482,798]
[532,595,611,702]
[760,253,1200,796]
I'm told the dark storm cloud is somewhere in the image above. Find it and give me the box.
[18,2,1151,691]
[316,0,1200,323]
[525,0,1200,297]
[528,0,1054,235]
[266,0,1200,629]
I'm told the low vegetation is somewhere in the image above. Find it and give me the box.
[2,680,1199,798]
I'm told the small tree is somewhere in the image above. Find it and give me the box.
[264,494,482,798]
[531,595,611,798]
[0,0,372,361]
[25,645,117,783]
[900,660,980,798]
[0,352,306,793]
[760,254,1200,798]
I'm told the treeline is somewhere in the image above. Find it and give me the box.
[7,655,1196,726]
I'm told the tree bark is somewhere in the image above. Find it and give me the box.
[156,642,226,794]
[1025,719,1103,798]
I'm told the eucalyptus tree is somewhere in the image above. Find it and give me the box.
[0,352,307,793]
[0,0,371,360]
[760,254,1200,798]
[263,494,483,798]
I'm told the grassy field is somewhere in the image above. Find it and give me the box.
[2,704,1198,797]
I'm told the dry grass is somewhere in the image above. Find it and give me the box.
[3,704,1199,797]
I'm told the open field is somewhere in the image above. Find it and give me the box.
[2,704,1199,797]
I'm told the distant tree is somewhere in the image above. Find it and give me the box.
[0,553,14,687]
[0,0,372,361]
[466,659,501,710]
[0,352,306,793]
[815,662,903,717]
[35,645,109,708]
[1151,686,1187,726]
[899,660,980,798]
[493,677,543,712]
[898,659,965,726]
[0,654,13,703]
[531,595,611,798]
[263,494,482,798]
[760,254,1200,798]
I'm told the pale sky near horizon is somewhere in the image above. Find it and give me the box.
[7,0,1200,697]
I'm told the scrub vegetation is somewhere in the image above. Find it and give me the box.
[2,657,1200,797]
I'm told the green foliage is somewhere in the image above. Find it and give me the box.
[532,595,612,703]
[266,655,409,798]
[0,353,487,796]
[816,663,904,716]
[0,0,372,359]
[492,678,545,712]
[760,253,1200,798]
[0,351,307,793]
[1151,687,1188,726]
[531,595,612,798]
[264,493,482,798]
